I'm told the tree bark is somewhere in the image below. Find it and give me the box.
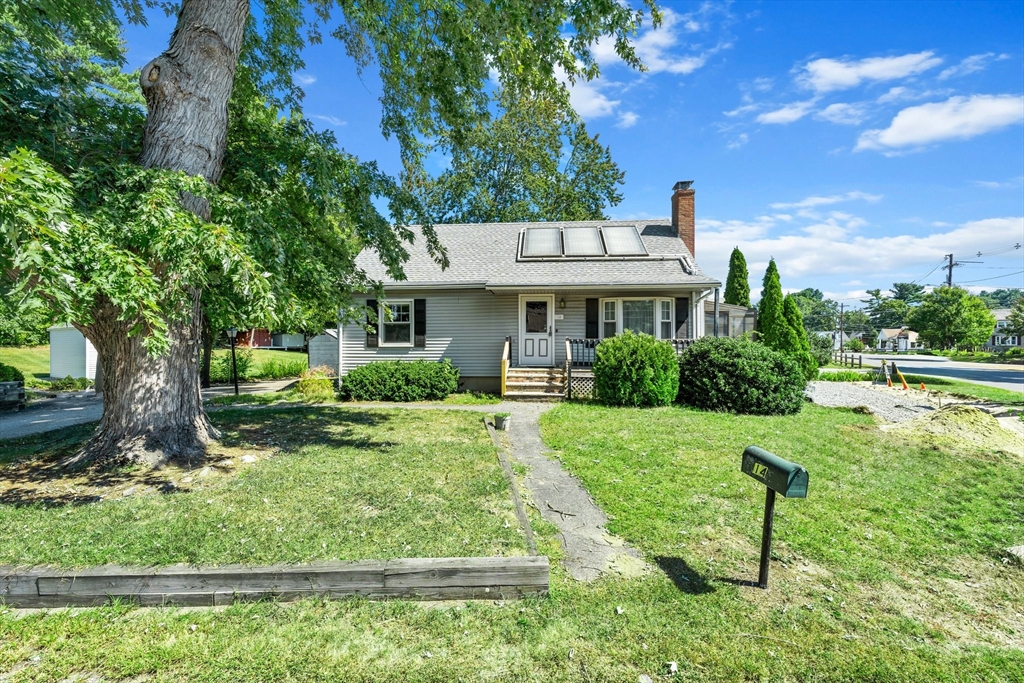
[76,0,249,466]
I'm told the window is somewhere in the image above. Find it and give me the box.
[599,298,675,339]
[660,300,673,339]
[603,300,617,338]
[381,301,412,345]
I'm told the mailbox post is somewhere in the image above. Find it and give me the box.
[740,446,808,589]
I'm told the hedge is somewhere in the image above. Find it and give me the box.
[593,331,679,407]
[0,362,24,383]
[343,359,459,402]
[677,336,805,415]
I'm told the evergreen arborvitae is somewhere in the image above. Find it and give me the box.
[783,294,811,353]
[724,247,750,307]
[757,259,790,350]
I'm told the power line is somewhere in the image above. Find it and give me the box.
[975,243,1022,258]
[957,270,1024,284]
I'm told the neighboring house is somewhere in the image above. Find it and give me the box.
[704,301,757,338]
[312,181,721,396]
[984,309,1022,351]
[812,330,848,350]
[236,329,306,349]
[48,325,97,380]
[876,327,923,353]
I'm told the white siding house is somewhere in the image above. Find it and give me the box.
[315,182,721,395]
[48,326,97,380]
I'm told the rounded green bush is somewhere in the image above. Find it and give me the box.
[343,359,459,402]
[592,331,679,407]
[677,337,805,415]
[0,362,24,383]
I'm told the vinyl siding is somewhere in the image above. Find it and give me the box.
[48,326,96,380]
[308,332,338,371]
[338,288,710,378]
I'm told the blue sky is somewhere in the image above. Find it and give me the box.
[123,1,1024,305]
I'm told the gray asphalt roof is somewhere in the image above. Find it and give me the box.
[356,219,720,289]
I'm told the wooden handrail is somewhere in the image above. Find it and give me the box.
[500,335,511,397]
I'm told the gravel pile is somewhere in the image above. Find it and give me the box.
[806,381,932,423]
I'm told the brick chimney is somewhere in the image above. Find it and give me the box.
[671,181,695,256]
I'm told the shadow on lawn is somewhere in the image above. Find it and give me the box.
[0,407,394,508]
[655,556,716,595]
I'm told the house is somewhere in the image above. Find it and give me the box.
[812,330,849,350]
[984,309,1022,351]
[313,181,721,397]
[48,325,97,380]
[704,301,757,338]
[876,327,922,353]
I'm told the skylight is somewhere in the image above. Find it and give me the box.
[521,227,561,257]
[562,227,604,256]
[519,225,648,259]
[602,226,647,256]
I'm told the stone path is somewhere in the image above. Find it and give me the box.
[500,403,645,581]
[340,400,646,581]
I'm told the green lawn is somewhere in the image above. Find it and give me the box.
[0,403,1020,681]
[0,407,525,568]
[0,345,48,379]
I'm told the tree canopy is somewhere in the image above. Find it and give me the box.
[723,247,750,307]
[417,86,624,224]
[977,288,1023,310]
[757,259,796,352]
[790,288,838,332]
[1005,298,1024,338]
[861,288,911,329]
[907,287,996,350]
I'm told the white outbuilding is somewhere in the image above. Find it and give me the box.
[48,325,97,380]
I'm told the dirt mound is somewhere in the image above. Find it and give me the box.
[890,405,1024,455]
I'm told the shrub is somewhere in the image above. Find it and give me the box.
[211,347,255,382]
[343,359,459,402]
[592,331,679,407]
[845,338,865,352]
[0,362,24,382]
[677,337,805,415]
[50,375,91,391]
[808,333,834,367]
[817,370,871,382]
[256,356,308,379]
[297,365,336,402]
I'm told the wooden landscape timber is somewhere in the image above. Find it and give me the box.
[0,556,550,609]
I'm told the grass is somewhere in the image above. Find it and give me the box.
[0,404,1021,681]
[0,345,48,380]
[0,407,525,568]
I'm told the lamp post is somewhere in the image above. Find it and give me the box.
[227,327,239,396]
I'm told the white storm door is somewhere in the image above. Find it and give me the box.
[519,295,554,366]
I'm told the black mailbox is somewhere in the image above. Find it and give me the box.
[741,446,808,498]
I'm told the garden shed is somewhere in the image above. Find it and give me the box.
[48,325,97,380]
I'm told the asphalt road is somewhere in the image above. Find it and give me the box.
[0,380,296,441]
[855,354,1024,393]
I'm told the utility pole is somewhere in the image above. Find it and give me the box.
[946,253,953,287]
[839,302,845,354]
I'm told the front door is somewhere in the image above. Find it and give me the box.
[519,295,554,366]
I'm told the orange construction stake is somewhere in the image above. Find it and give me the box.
[887,378,893,387]
[920,382,926,391]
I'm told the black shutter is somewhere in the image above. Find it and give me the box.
[366,299,378,348]
[585,298,599,339]
[675,298,690,339]
[414,299,426,348]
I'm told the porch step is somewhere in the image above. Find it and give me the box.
[504,367,565,401]
[502,390,565,402]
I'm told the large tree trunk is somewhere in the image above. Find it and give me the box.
[77,0,249,466]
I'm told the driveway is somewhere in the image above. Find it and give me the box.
[857,354,1023,393]
[0,380,297,441]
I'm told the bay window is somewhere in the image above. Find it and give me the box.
[599,298,676,339]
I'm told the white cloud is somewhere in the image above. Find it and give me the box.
[972,176,1024,189]
[752,77,773,92]
[938,52,1010,80]
[797,51,942,93]
[815,102,868,125]
[616,111,639,128]
[856,94,1024,151]
[698,215,1024,283]
[565,76,620,119]
[295,73,317,86]
[591,8,728,75]
[724,102,759,117]
[311,115,346,127]
[756,99,817,124]
[726,133,749,150]
[770,191,882,210]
